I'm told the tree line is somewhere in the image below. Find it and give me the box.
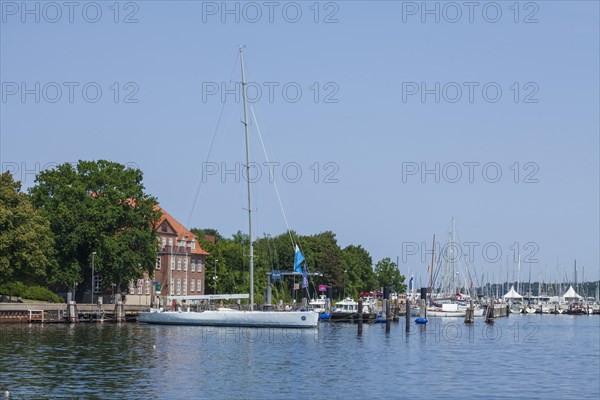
[193,229,405,304]
[0,160,404,302]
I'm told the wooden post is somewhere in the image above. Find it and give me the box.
[485,298,494,323]
[115,301,124,322]
[67,300,78,323]
[419,299,426,318]
[404,299,410,332]
[393,298,399,320]
[464,300,474,324]
[357,298,363,335]
[386,299,391,333]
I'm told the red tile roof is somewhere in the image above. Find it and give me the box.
[154,205,209,255]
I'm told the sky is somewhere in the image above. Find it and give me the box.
[1,0,599,285]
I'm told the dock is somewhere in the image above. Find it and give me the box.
[0,302,148,323]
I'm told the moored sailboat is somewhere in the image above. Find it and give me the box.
[419,221,484,318]
[139,48,318,328]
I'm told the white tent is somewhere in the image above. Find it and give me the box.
[562,285,582,301]
[503,285,523,300]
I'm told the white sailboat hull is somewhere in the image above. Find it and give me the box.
[139,309,319,328]
[426,309,467,317]
[410,306,484,318]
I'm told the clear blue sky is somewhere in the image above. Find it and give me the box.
[1,1,598,284]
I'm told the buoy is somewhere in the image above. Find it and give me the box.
[319,313,330,320]
[415,317,428,324]
[4,389,9,398]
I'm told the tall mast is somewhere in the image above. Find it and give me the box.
[240,47,254,310]
[429,234,435,305]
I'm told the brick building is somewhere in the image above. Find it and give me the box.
[126,205,209,306]
[153,206,209,299]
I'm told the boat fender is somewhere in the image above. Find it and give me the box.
[415,317,428,324]
[320,313,331,319]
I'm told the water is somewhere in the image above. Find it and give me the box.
[1,315,598,399]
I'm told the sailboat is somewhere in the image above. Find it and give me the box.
[139,48,318,328]
[411,220,484,317]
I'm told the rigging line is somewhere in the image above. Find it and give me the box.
[186,52,241,228]
[249,105,296,250]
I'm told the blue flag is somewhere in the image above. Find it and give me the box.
[294,245,305,274]
[302,263,309,289]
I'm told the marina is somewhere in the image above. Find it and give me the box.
[0,315,598,399]
[1,1,598,399]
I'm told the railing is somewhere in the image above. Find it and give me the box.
[28,310,44,323]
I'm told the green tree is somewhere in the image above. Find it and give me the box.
[374,257,406,293]
[29,160,161,295]
[254,232,298,304]
[300,231,346,296]
[342,245,377,297]
[0,172,56,287]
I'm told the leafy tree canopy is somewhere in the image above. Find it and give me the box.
[29,160,161,292]
[191,228,387,301]
[374,257,406,293]
[0,172,55,286]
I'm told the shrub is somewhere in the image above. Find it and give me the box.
[0,282,64,303]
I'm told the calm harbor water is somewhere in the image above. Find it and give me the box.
[1,315,598,399]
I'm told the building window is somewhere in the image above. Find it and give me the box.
[191,279,195,293]
[145,279,150,295]
[177,279,181,295]
[171,258,175,270]
[129,280,135,295]
[184,258,188,272]
[177,258,181,271]
[197,279,201,293]
[183,279,187,295]
[191,260,195,272]
[168,237,173,247]
[156,257,161,270]
[198,259,203,272]
[162,237,167,247]
[170,278,174,295]
[191,240,196,250]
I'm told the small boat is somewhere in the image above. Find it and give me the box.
[308,295,327,314]
[523,305,537,314]
[329,297,377,322]
[510,305,523,314]
[424,303,466,318]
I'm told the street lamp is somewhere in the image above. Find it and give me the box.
[213,259,219,295]
[91,251,97,304]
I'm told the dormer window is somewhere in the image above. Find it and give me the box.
[191,239,196,250]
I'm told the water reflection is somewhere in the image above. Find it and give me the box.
[0,316,598,399]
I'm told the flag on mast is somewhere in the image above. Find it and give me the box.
[302,263,309,289]
[294,245,305,274]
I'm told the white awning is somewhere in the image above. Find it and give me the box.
[562,285,582,300]
[503,285,523,299]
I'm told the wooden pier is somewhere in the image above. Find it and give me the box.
[485,301,510,323]
[0,302,148,323]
